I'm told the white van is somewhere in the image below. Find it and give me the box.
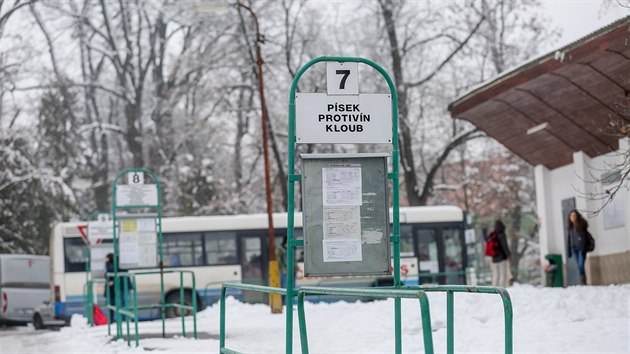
[0,254,51,325]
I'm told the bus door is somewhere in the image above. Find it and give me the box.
[415,228,441,284]
[238,234,266,303]
[441,227,466,284]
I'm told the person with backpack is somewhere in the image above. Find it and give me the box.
[566,209,594,285]
[486,220,511,288]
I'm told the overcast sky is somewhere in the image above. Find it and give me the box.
[542,0,629,50]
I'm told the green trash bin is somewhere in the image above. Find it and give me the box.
[544,254,563,287]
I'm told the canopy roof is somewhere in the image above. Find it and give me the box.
[449,16,630,169]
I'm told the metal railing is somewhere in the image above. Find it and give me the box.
[398,285,513,354]
[219,282,287,354]
[82,278,106,326]
[297,286,434,354]
[106,270,198,347]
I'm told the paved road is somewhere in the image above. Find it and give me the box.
[0,325,57,338]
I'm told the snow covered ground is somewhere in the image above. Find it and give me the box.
[1,284,628,353]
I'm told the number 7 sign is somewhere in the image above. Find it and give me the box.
[326,62,358,95]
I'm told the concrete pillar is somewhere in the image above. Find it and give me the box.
[572,151,593,214]
[535,164,551,283]
[620,138,630,259]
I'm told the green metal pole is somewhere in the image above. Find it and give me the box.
[180,273,185,336]
[192,273,198,339]
[286,57,300,354]
[111,179,121,339]
[500,288,513,354]
[84,245,93,325]
[219,286,227,351]
[106,281,111,336]
[447,290,454,354]
[297,292,309,354]
[418,293,435,354]
[158,207,166,339]
[124,277,130,346]
[134,277,139,347]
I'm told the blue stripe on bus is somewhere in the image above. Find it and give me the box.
[56,288,244,319]
[402,279,419,286]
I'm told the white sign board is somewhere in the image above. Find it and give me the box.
[602,187,625,229]
[295,93,392,144]
[465,229,476,244]
[88,221,114,241]
[90,243,113,277]
[119,218,158,268]
[116,184,158,206]
[326,62,358,95]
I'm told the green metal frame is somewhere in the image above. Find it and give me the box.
[217,56,515,354]
[297,286,434,354]
[105,270,198,347]
[83,246,93,325]
[219,282,288,354]
[83,278,106,327]
[398,285,513,354]
[285,56,401,354]
[111,168,167,343]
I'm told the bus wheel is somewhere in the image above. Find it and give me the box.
[33,314,46,330]
[165,291,196,318]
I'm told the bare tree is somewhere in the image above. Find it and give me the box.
[378,0,484,206]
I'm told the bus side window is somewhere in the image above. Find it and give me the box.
[399,225,414,257]
[205,232,237,265]
[162,233,203,267]
[63,237,87,272]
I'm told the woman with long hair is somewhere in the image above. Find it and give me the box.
[567,209,590,285]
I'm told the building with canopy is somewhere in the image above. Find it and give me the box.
[449,16,629,286]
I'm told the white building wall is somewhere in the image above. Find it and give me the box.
[536,138,630,285]
[547,164,574,257]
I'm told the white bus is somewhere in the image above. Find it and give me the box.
[0,254,51,325]
[50,206,466,321]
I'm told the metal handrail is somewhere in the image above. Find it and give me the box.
[219,282,287,354]
[398,285,513,354]
[297,286,434,354]
[106,270,198,347]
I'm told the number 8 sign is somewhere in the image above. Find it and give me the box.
[128,171,144,185]
[326,62,358,95]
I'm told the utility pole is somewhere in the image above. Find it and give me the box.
[237,0,282,314]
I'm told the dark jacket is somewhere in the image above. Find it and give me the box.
[567,226,589,256]
[104,261,132,297]
[492,224,511,263]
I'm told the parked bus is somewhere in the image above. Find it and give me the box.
[0,254,51,326]
[50,205,466,321]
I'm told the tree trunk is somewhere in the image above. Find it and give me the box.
[125,102,144,167]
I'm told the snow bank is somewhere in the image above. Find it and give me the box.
[0,284,628,353]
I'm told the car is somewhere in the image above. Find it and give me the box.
[32,301,67,330]
[0,255,51,326]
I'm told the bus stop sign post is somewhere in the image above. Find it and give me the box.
[111,169,164,340]
[286,57,401,354]
[83,212,113,326]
